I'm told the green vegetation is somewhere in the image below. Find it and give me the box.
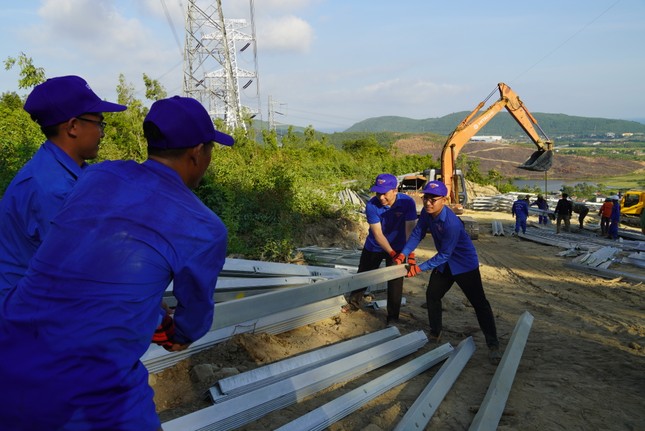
[0,57,442,260]
[346,111,645,137]
[2,55,643,260]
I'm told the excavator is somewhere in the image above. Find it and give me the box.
[398,82,554,238]
[436,82,553,211]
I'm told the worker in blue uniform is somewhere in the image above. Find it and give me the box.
[511,194,530,234]
[529,194,549,225]
[0,75,126,299]
[0,96,233,431]
[343,173,418,324]
[608,195,621,240]
[393,180,501,364]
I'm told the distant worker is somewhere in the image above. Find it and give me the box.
[598,197,613,236]
[393,181,502,365]
[640,204,645,235]
[554,192,573,234]
[608,195,621,240]
[530,194,549,225]
[343,173,418,325]
[0,96,233,430]
[0,75,126,299]
[572,202,590,229]
[511,195,530,235]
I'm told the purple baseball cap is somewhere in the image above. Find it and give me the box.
[422,180,448,197]
[144,96,234,148]
[24,75,126,127]
[370,173,398,193]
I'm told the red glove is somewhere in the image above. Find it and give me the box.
[406,264,422,278]
[152,313,175,351]
[407,252,416,266]
[390,250,405,265]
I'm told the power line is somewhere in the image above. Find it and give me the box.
[160,0,184,58]
[513,0,622,82]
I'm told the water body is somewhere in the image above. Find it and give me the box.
[512,179,597,193]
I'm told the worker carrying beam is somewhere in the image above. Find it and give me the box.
[0,96,233,431]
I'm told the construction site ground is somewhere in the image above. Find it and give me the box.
[152,209,645,431]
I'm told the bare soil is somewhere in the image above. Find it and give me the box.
[393,135,645,181]
[151,209,645,431]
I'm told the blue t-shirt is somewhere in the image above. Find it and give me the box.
[0,159,227,430]
[401,205,479,274]
[363,193,418,252]
[0,141,84,296]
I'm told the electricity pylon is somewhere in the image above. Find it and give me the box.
[183,0,260,130]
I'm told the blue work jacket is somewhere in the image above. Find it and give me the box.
[401,205,479,274]
[0,159,227,430]
[0,141,84,296]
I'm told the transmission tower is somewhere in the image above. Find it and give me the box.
[183,0,260,130]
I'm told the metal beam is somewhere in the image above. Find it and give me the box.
[210,326,403,403]
[275,343,454,431]
[211,265,407,330]
[468,311,534,431]
[162,330,428,431]
[143,296,346,373]
[393,336,476,431]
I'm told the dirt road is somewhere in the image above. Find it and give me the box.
[153,210,645,430]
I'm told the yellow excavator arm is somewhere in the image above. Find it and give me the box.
[441,82,554,206]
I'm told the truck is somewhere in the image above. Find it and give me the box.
[620,190,645,232]
[398,82,554,238]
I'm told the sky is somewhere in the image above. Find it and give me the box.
[1,0,643,132]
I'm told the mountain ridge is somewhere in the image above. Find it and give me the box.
[344,112,645,136]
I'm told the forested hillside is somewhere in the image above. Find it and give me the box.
[346,112,645,137]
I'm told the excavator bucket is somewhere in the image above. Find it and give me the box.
[518,150,553,172]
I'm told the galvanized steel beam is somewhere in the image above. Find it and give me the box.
[275,343,455,431]
[468,311,534,431]
[162,330,428,431]
[211,265,407,330]
[393,336,476,431]
[210,326,403,402]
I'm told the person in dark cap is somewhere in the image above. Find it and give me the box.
[393,180,502,364]
[343,173,417,324]
[0,75,126,299]
[511,194,529,235]
[530,194,549,225]
[0,96,233,431]
[608,195,621,240]
[554,192,573,234]
[572,201,590,229]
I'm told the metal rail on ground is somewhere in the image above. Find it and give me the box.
[209,326,403,403]
[468,311,534,431]
[162,331,429,431]
[275,343,455,431]
[393,337,476,431]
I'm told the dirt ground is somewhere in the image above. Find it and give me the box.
[392,135,645,181]
[151,209,645,431]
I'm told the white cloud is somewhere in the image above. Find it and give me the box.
[257,15,313,53]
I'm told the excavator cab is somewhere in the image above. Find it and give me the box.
[519,149,554,172]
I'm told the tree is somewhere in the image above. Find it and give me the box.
[4,53,46,89]
[465,159,484,184]
[143,74,167,101]
[0,93,43,194]
[487,169,503,190]
[97,74,148,162]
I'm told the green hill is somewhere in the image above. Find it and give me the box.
[344,112,645,137]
